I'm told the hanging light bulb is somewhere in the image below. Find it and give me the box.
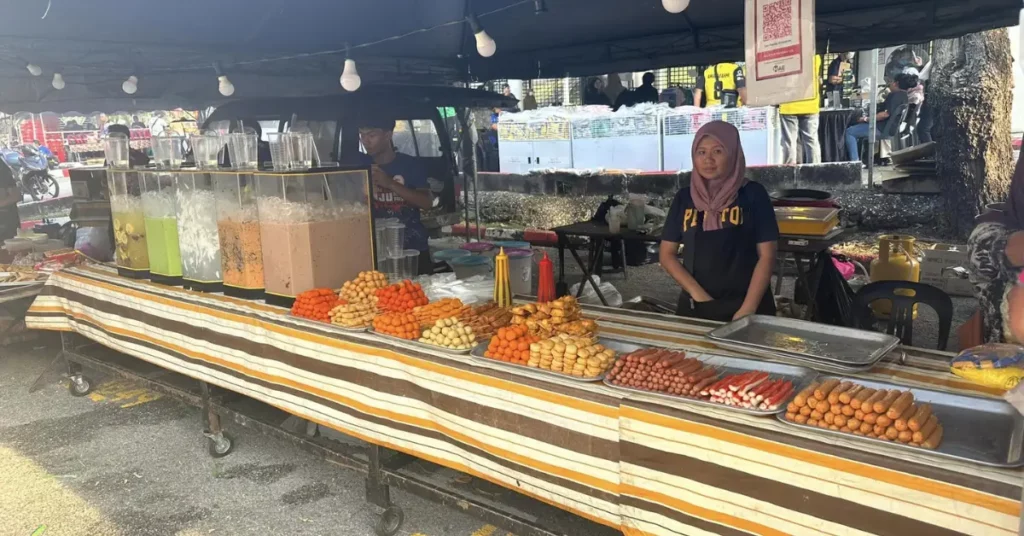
[662,0,691,13]
[51,73,65,90]
[26,63,42,76]
[218,75,235,97]
[466,14,496,58]
[340,59,361,92]
[122,75,138,95]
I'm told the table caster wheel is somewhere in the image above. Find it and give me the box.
[374,505,404,536]
[207,432,234,458]
[68,375,93,397]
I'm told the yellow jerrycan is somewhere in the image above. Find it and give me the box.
[869,235,922,318]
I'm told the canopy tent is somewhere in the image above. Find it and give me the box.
[0,0,1017,112]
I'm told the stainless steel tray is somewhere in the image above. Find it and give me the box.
[707,315,900,367]
[469,337,648,383]
[604,353,818,416]
[370,328,474,355]
[776,375,1024,468]
[285,315,369,333]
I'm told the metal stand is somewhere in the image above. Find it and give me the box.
[54,332,591,536]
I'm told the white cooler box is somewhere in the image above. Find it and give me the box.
[571,114,662,171]
[663,107,780,172]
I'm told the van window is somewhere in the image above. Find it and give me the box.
[289,118,338,164]
[392,119,442,157]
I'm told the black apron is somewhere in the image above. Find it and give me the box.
[674,209,776,322]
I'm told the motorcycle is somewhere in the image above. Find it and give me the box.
[2,145,60,201]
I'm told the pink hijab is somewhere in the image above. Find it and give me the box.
[690,121,748,231]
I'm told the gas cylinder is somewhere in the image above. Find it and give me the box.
[869,235,921,318]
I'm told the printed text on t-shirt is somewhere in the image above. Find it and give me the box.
[682,206,745,232]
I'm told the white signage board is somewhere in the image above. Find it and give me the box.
[743,0,816,106]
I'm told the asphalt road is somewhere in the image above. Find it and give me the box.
[0,335,520,536]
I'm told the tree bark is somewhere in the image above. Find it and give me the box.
[930,29,1014,239]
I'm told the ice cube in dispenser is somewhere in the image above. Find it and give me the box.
[175,171,223,292]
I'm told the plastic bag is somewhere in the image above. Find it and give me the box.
[951,343,1024,391]
[569,275,623,307]
[74,226,113,262]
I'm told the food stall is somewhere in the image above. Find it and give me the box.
[25,255,1023,535]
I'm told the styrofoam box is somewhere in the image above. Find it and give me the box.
[662,106,780,172]
[921,244,969,276]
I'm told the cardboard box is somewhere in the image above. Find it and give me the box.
[920,267,974,297]
[921,243,969,277]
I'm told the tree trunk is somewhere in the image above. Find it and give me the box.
[930,29,1014,239]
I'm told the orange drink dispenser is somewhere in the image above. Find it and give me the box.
[213,171,265,299]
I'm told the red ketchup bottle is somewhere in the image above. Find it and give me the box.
[537,251,555,303]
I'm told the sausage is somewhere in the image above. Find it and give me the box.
[829,424,840,431]
[873,424,886,436]
[840,426,852,433]
[814,379,841,401]
[828,382,853,404]
[859,422,873,434]
[786,402,799,413]
[912,415,939,444]
[876,415,892,428]
[810,410,824,421]
[850,388,876,410]
[897,430,913,443]
[834,414,848,428]
[794,414,808,424]
[806,418,818,426]
[829,403,843,415]
[859,390,886,412]
[799,406,812,416]
[886,391,915,419]
[793,382,819,408]
[846,418,861,430]
[824,412,835,425]
[863,412,878,424]
[873,390,902,415]
[854,409,865,420]
[841,405,855,417]
[817,420,829,429]
[839,384,863,404]
[894,404,917,432]
[866,432,878,438]
[785,412,797,421]
[885,426,900,440]
[908,404,932,432]
[922,425,944,449]
[852,430,865,436]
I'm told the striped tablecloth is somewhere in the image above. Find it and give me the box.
[27,266,1023,536]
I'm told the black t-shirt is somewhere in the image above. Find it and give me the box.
[662,181,779,300]
[824,57,844,92]
[879,90,909,131]
[0,162,19,240]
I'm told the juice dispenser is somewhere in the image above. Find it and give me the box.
[109,170,150,278]
[255,168,374,307]
[175,171,223,292]
[213,172,265,299]
[141,171,183,286]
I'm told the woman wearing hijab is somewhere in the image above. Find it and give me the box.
[660,121,779,321]
[584,78,612,106]
[968,153,1024,343]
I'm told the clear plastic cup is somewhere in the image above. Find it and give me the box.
[228,133,258,170]
[402,249,420,279]
[288,132,314,170]
[374,219,388,260]
[190,134,220,170]
[267,133,292,171]
[103,135,129,168]
[153,136,184,169]
[384,222,406,258]
[385,255,403,282]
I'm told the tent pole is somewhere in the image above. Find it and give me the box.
[455,106,474,243]
[867,48,879,188]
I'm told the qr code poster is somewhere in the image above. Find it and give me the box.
[744,0,816,106]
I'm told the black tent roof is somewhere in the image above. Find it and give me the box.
[0,0,1017,112]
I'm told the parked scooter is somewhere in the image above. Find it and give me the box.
[1,145,60,201]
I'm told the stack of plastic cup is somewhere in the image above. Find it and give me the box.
[267,133,292,171]
[384,222,406,258]
[374,219,388,261]
[288,132,314,170]
[385,256,403,282]
[103,135,129,167]
[228,133,258,170]
[190,134,220,170]
[153,136,184,169]
[401,249,420,279]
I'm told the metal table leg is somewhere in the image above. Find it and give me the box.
[792,253,821,321]
[200,380,233,458]
[556,233,568,297]
[568,238,608,305]
[366,444,405,536]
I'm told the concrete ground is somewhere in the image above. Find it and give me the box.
[0,335,527,536]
